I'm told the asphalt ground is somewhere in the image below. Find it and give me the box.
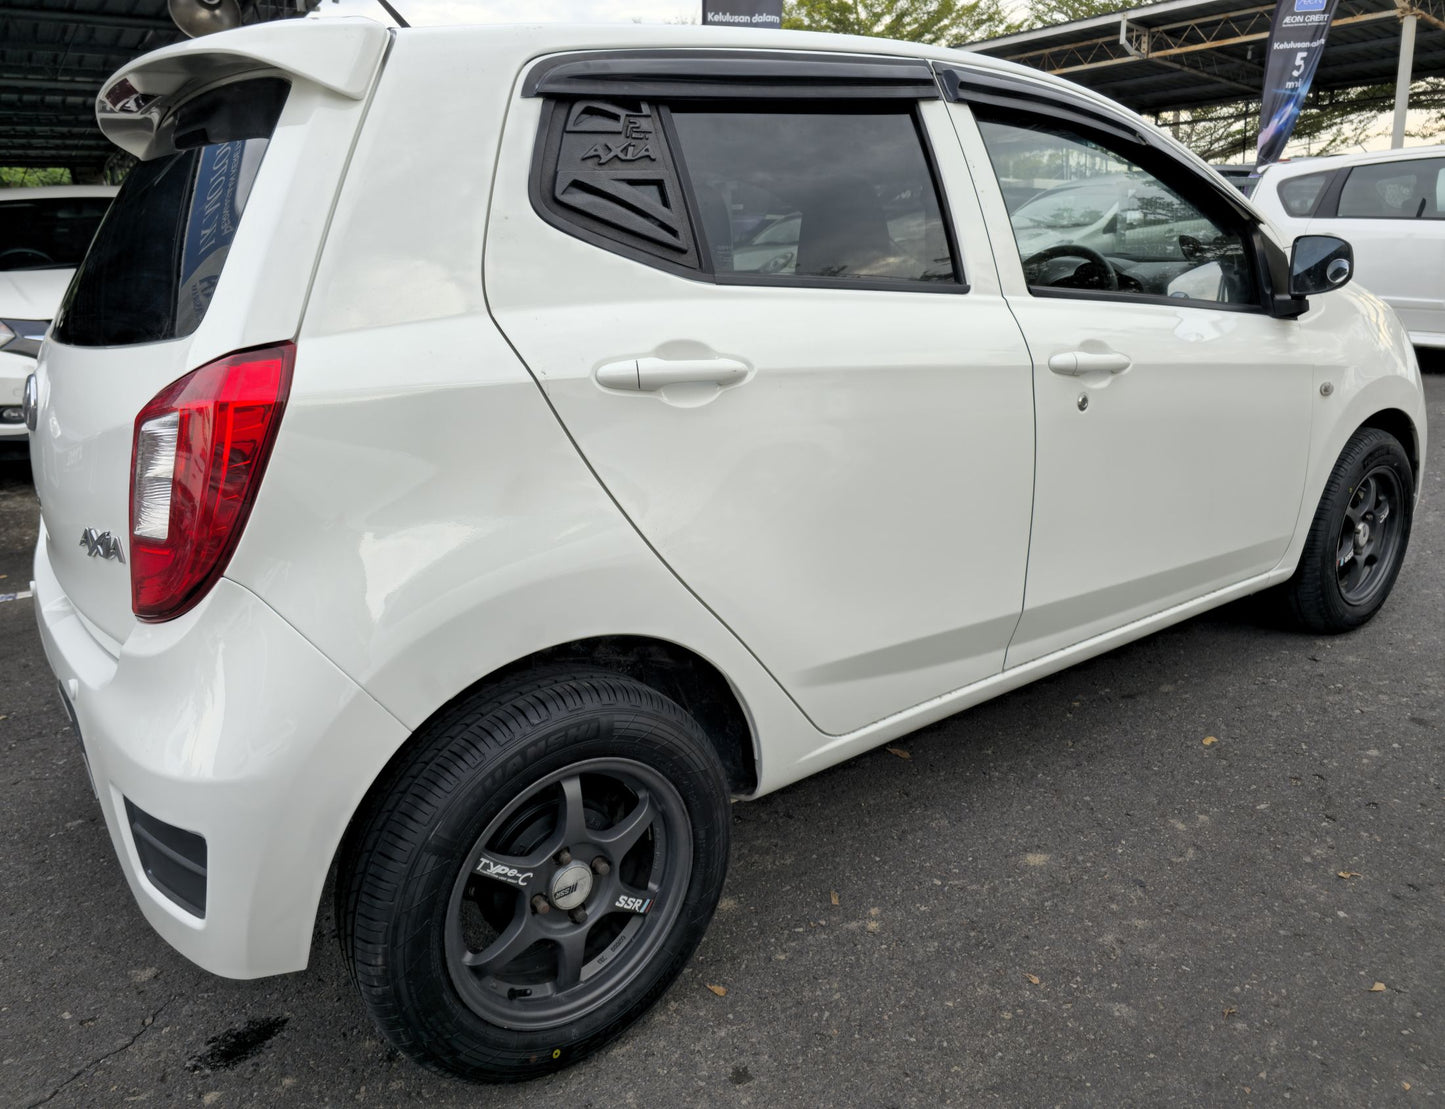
[1,372,1441,1109]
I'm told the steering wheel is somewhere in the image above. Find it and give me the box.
[758,250,794,275]
[0,247,55,267]
[1022,242,1118,291]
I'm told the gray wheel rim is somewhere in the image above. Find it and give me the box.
[444,757,692,1031]
[1335,463,1405,607]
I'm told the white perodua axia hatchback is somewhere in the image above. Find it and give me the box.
[27,17,1426,1082]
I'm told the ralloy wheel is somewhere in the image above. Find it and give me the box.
[446,759,692,1029]
[1331,465,1405,608]
[339,668,730,1082]
[1284,427,1414,633]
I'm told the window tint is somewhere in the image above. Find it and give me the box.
[1336,158,1445,219]
[669,108,958,285]
[975,113,1257,307]
[1276,170,1331,218]
[54,78,287,347]
[0,197,111,271]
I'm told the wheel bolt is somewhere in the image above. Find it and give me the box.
[556,847,572,866]
[591,856,610,876]
[569,907,588,925]
[531,895,551,915]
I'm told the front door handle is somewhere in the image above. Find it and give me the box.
[596,356,750,391]
[1047,350,1132,376]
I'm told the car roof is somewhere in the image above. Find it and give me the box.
[0,186,118,202]
[1261,144,1445,180]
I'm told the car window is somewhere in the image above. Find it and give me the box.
[973,112,1257,307]
[0,197,111,272]
[668,107,960,286]
[54,77,289,347]
[1276,170,1331,218]
[1336,158,1445,219]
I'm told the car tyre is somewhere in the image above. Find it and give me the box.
[337,667,731,1082]
[1283,427,1413,634]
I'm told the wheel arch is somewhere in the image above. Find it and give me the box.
[336,635,758,865]
[480,635,760,797]
[322,634,759,961]
[1358,407,1420,488]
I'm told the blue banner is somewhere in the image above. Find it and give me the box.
[1257,0,1340,165]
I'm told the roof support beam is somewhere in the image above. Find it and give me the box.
[0,76,101,94]
[1393,9,1419,145]
[1117,15,1265,94]
[1047,8,1399,75]
[1,8,175,32]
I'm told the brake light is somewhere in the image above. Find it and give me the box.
[129,342,294,621]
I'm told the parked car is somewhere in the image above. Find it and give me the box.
[1212,163,1259,196]
[1251,146,1445,347]
[0,185,114,454]
[28,17,1425,1083]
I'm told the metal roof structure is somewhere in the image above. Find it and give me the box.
[4,0,1442,172]
[0,1,309,176]
[962,0,1445,115]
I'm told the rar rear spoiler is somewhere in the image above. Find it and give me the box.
[96,18,390,160]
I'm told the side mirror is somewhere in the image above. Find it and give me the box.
[1290,235,1353,296]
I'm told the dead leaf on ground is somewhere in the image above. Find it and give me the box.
[1024,973,1040,985]
[1369,982,1387,992]
[885,747,911,760]
[706,984,727,997]
[1202,736,1219,747]
[1403,1082,1413,1091]
[830,891,839,907]
[1337,871,1363,879]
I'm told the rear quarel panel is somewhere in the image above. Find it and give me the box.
[31,44,384,645]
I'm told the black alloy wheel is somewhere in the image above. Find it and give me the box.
[1284,427,1414,633]
[1332,464,1405,607]
[338,667,731,1082]
[445,759,692,1030]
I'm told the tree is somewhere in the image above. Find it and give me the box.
[782,0,1017,46]
[1028,0,1124,26]
[0,167,71,187]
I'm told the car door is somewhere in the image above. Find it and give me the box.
[1308,156,1445,341]
[940,70,1315,668]
[485,52,1036,736]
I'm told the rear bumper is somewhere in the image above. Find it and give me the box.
[32,520,409,978]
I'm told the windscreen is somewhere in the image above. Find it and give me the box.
[0,197,112,271]
[53,77,289,347]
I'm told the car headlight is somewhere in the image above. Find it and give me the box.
[0,318,49,358]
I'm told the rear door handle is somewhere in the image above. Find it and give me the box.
[1047,350,1132,376]
[596,356,750,391]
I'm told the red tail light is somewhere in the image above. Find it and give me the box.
[129,342,294,621]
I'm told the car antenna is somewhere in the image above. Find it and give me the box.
[375,0,409,27]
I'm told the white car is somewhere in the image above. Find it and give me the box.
[0,186,115,452]
[27,18,1425,1082]
[1252,146,1445,347]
